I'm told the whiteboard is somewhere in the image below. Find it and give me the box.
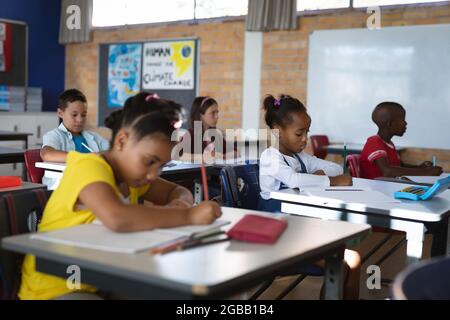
[307,24,450,150]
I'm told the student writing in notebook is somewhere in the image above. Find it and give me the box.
[258,94,361,299]
[360,102,443,179]
[19,94,221,300]
[104,92,192,207]
[40,89,110,162]
[259,94,352,212]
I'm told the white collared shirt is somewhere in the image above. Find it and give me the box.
[259,147,343,200]
[42,123,110,152]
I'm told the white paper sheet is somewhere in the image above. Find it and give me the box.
[302,188,400,204]
[32,219,229,254]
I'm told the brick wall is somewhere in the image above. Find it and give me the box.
[65,4,450,169]
[65,19,245,132]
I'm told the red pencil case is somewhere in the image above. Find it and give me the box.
[0,176,22,188]
[227,214,288,244]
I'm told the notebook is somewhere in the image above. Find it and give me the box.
[0,176,21,188]
[394,175,450,201]
[31,219,230,254]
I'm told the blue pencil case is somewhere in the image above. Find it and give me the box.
[394,176,450,201]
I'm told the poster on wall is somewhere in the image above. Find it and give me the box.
[0,23,12,72]
[142,40,195,90]
[107,43,142,108]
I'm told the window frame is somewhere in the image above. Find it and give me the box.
[91,0,450,29]
[92,0,247,29]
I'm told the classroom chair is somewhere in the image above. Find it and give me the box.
[346,154,361,178]
[309,135,329,159]
[392,256,450,299]
[0,189,52,300]
[219,164,260,210]
[24,149,44,183]
[220,164,323,300]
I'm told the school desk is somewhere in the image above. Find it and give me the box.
[375,174,450,189]
[35,159,254,196]
[0,146,24,164]
[35,160,214,189]
[2,207,369,300]
[325,143,405,155]
[0,146,27,180]
[0,130,33,149]
[270,178,450,265]
[0,181,46,195]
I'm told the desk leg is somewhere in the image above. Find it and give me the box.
[403,223,426,266]
[425,217,449,257]
[324,248,344,300]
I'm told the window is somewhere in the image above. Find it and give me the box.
[124,0,194,25]
[92,0,127,27]
[195,0,247,19]
[297,0,350,11]
[92,0,247,27]
[354,0,448,7]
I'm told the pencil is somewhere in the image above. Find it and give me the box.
[81,142,94,152]
[161,236,230,255]
[150,237,188,254]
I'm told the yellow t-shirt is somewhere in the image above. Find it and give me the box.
[19,152,149,300]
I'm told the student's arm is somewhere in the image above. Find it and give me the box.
[374,157,443,177]
[40,146,68,162]
[303,153,352,185]
[401,161,433,169]
[142,178,194,208]
[78,182,220,232]
[41,130,68,162]
[304,153,344,177]
[260,150,333,188]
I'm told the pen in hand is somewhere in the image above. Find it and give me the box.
[81,142,94,153]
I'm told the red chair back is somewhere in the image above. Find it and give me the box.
[310,135,330,159]
[346,154,361,178]
[24,149,44,183]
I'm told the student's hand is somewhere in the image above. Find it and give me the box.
[426,166,443,176]
[329,174,353,186]
[188,201,222,225]
[166,198,193,208]
[419,161,433,168]
[313,170,326,176]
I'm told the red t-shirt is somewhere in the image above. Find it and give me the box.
[360,135,401,179]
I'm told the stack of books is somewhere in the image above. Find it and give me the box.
[0,85,26,112]
[26,87,43,112]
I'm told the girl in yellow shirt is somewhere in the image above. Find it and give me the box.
[19,93,221,300]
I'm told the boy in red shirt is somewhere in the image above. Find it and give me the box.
[360,102,442,179]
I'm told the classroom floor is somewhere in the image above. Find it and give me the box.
[229,229,442,300]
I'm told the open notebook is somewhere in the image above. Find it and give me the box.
[31,219,230,254]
